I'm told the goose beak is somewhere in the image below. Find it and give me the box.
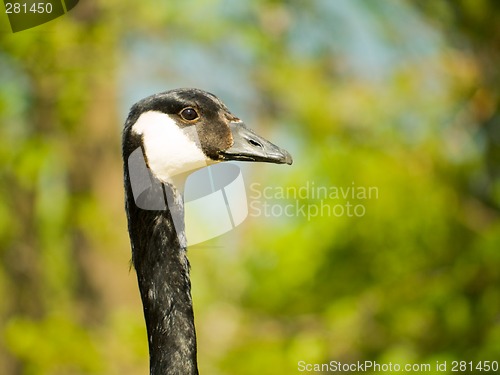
[220,122,293,165]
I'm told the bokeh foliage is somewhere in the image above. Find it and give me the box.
[1,1,499,374]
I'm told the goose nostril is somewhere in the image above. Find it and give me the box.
[248,139,263,148]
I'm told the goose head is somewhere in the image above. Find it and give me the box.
[123,88,292,186]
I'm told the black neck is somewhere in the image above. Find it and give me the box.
[125,177,199,375]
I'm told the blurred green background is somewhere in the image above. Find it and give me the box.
[1,1,500,374]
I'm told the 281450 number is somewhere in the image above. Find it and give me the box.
[5,2,53,14]
[451,361,499,372]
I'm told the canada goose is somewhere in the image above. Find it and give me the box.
[122,88,292,375]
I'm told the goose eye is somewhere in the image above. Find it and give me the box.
[180,108,199,121]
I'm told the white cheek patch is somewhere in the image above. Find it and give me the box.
[132,111,209,183]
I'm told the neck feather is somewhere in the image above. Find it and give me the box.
[125,178,199,375]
